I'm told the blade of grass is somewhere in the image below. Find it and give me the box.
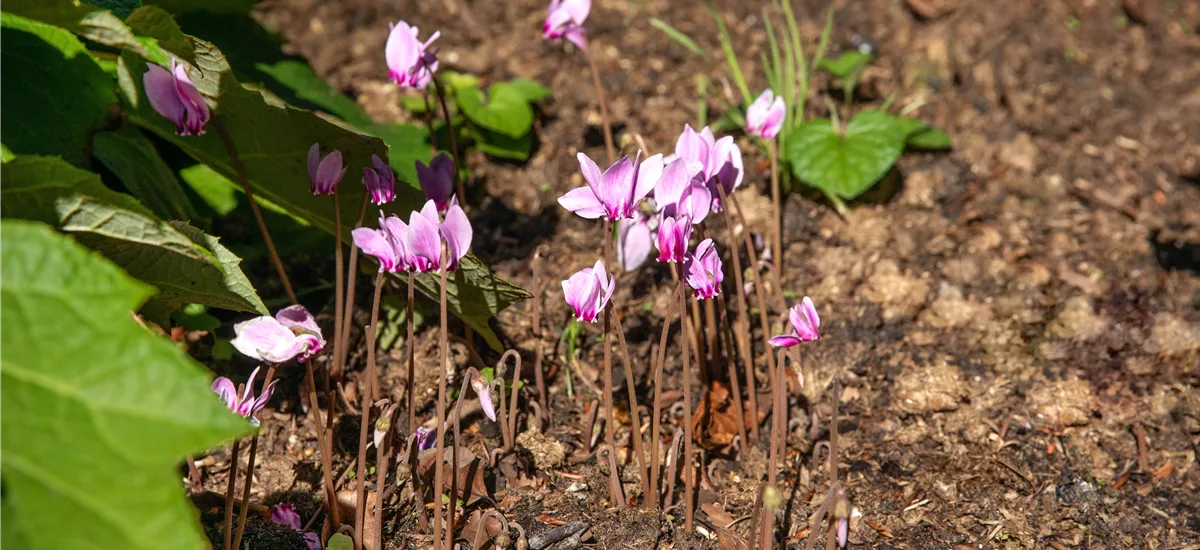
[649,17,708,57]
[763,8,784,95]
[761,52,779,99]
[810,7,835,75]
[706,2,752,105]
[780,20,796,145]
[781,0,809,124]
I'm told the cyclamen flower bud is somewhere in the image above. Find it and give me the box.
[543,0,590,50]
[386,21,440,90]
[746,88,786,140]
[211,367,278,427]
[768,297,821,347]
[683,238,723,299]
[562,260,615,323]
[416,153,455,213]
[307,144,346,195]
[655,213,691,264]
[362,154,396,205]
[143,60,209,136]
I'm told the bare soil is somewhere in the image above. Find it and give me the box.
[199,0,1200,548]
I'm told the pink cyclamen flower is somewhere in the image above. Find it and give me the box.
[746,88,786,140]
[212,366,278,427]
[655,213,692,264]
[768,297,821,347]
[415,426,437,451]
[562,260,615,323]
[471,371,497,422]
[308,144,346,195]
[617,211,654,272]
[558,151,664,221]
[143,60,209,136]
[407,200,473,272]
[269,504,321,550]
[672,125,744,211]
[416,153,456,213]
[363,154,396,205]
[543,0,590,50]
[352,213,410,272]
[386,21,440,90]
[230,305,326,363]
[683,238,723,299]
[653,158,711,224]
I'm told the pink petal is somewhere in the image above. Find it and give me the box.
[563,268,601,322]
[802,296,820,332]
[471,373,496,422]
[417,154,455,210]
[386,21,421,83]
[143,63,186,133]
[270,504,303,530]
[565,27,588,50]
[171,60,209,135]
[576,152,604,198]
[307,143,320,184]
[230,316,295,362]
[768,334,801,348]
[674,125,709,168]
[406,207,443,272]
[557,186,606,219]
[353,227,399,271]
[563,0,591,24]
[276,305,321,336]
[617,215,652,272]
[600,155,636,218]
[653,159,691,208]
[211,377,238,411]
[440,203,473,271]
[632,153,664,207]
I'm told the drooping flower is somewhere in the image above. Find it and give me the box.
[746,88,786,140]
[385,21,440,90]
[363,154,396,205]
[671,125,744,211]
[543,0,590,50]
[617,211,654,272]
[683,238,723,299]
[558,152,664,221]
[768,297,821,347]
[416,153,455,213]
[143,60,210,136]
[415,426,438,451]
[352,213,410,272]
[562,260,615,322]
[269,504,321,550]
[655,213,692,264]
[211,367,278,427]
[307,144,346,195]
[231,305,326,363]
[653,158,711,224]
[470,371,497,422]
[405,200,473,273]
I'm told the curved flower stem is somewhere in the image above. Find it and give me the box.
[354,273,386,550]
[433,253,451,550]
[339,194,370,390]
[601,220,622,506]
[232,366,277,550]
[611,308,649,505]
[332,192,346,381]
[650,282,683,510]
[769,140,783,278]
[762,352,789,550]
[406,272,417,436]
[222,438,242,550]
[583,47,616,165]
[714,183,759,441]
[724,189,779,392]
[432,77,466,206]
[716,292,749,455]
[678,281,696,532]
[213,119,296,304]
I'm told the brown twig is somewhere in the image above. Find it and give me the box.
[649,282,684,510]
[332,192,346,381]
[531,251,548,414]
[373,403,398,550]
[716,292,749,455]
[601,220,622,506]
[714,186,760,442]
[679,282,696,531]
[353,273,385,550]
[612,308,650,505]
[339,194,370,387]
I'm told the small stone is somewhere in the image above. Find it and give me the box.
[1045,297,1108,341]
[1029,377,1095,427]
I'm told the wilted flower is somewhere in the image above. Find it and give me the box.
[212,367,278,427]
[543,0,590,50]
[617,212,653,272]
[562,260,615,322]
[653,158,711,224]
[671,125,743,211]
[143,60,209,136]
[471,371,497,422]
[362,154,396,205]
[415,426,438,451]
[307,144,346,195]
[385,21,440,90]
[558,152,664,221]
[655,213,692,264]
[768,297,821,347]
[269,504,321,550]
[231,305,325,363]
[746,88,786,140]
[416,154,455,213]
[683,238,723,299]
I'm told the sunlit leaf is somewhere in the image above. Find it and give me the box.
[785,110,908,199]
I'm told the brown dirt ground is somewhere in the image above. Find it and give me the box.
[200,0,1200,548]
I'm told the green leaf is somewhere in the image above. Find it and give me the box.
[172,303,221,331]
[649,16,707,57]
[817,50,873,81]
[907,127,951,150]
[326,533,354,550]
[93,126,201,221]
[120,44,528,350]
[0,12,117,166]
[0,219,251,550]
[471,127,535,161]
[143,0,256,15]
[784,110,908,199]
[456,83,535,138]
[1,144,15,163]
[0,156,268,314]
[178,164,238,215]
[126,5,194,62]
[504,77,552,102]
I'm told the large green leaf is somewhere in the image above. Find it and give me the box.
[785,110,908,199]
[5,0,187,66]
[126,5,195,62]
[0,220,251,550]
[0,12,117,166]
[0,156,267,315]
[456,82,535,138]
[93,126,201,221]
[83,0,141,18]
[119,42,528,349]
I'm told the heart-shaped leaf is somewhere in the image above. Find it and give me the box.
[785,110,908,199]
[457,83,535,138]
[0,219,251,550]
